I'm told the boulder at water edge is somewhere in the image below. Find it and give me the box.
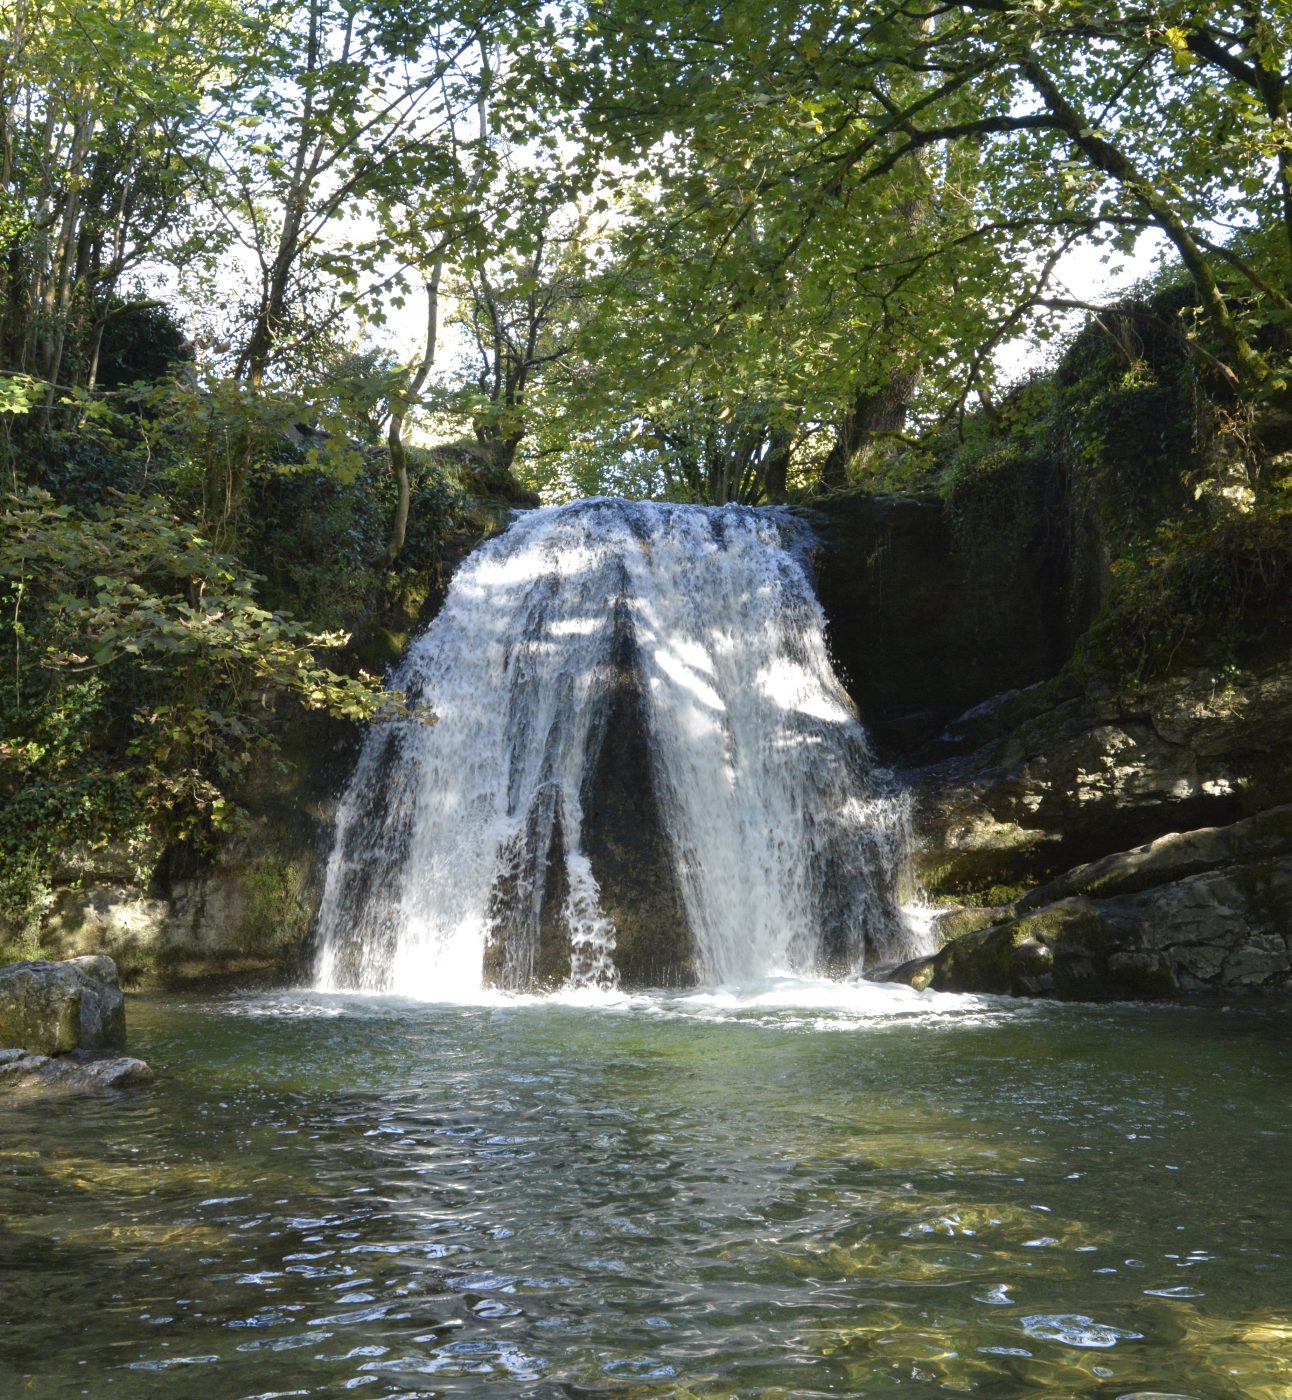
[895,807,1292,999]
[0,956,127,1056]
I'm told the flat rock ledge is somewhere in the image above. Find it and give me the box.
[0,1047,153,1096]
[887,806,1292,999]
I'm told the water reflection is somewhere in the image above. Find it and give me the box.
[1,989,1290,1397]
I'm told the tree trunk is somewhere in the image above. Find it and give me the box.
[820,365,920,490]
[761,425,793,504]
[383,265,443,567]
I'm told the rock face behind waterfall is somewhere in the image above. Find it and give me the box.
[578,611,697,986]
[315,500,917,996]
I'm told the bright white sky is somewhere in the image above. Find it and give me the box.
[993,228,1174,382]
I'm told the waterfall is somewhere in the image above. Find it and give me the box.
[314,499,922,997]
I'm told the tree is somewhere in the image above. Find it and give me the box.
[549,0,1292,486]
[184,0,498,544]
[453,205,591,476]
[0,486,394,934]
[515,1,1045,496]
[0,0,230,409]
[382,28,498,565]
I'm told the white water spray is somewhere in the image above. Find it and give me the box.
[315,500,923,997]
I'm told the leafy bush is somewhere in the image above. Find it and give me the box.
[0,488,396,929]
[1086,498,1292,677]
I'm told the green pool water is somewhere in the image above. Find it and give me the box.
[2,982,1290,1398]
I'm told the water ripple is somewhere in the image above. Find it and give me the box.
[1,991,1290,1398]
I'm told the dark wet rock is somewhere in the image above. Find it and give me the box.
[0,957,125,1055]
[803,494,1087,754]
[911,665,1292,899]
[930,900,1111,998]
[0,1051,153,1095]
[579,604,697,988]
[886,636,1292,999]
[879,954,938,992]
[924,810,1292,998]
[485,784,575,990]
[482,598,698,990]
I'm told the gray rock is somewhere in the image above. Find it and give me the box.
[926,826,1292,999]
[43,885,170,962]
[25,825,328,987]
[0,958,126,1054]
[1017,806,1292,910]
[70,953,120,986]
[912,666,1292,897]
[0,1052,153,1095]
[76,962,127,1049]
[0,963,83,1054]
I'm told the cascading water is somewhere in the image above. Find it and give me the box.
[315,499,925,997]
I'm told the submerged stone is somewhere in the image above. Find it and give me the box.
[0,1051,153,1095]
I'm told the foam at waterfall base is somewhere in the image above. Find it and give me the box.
[222,978,1030,1033]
